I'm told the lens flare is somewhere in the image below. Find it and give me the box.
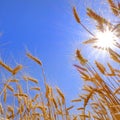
[94,27,117,50]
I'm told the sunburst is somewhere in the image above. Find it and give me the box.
[94,27,118,50]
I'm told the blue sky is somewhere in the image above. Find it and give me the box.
[0,0,87,104]
[0,0,118,112]
[0,0,116,105]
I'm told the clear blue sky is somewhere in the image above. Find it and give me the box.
[0,0,90,104]
[0,0,117,111]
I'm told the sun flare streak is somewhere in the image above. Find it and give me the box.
[94,27,118,50]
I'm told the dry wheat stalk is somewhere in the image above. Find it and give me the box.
[3,89,7,102]
[30,87,40,91]
[56,87,65,105]
[87,8,111,26]
[26,52,42,66]
[7,105,14,114]
[76,49,88,65]
[14,93,28,98]
[73,6,95,36]
[95,61,106,74]
[0,60,12,73]
[66,105,74,111]
[109,48,120,63]
[107,0,119,16]
[0,103,3,114]
[53,97,58,109]
[32,94,40,103]
[7,79,19,83]
[5,84,14,92]
[73,7,80,23]
[83,38,97,45]
[74,64,87,72]
[114,87,120,95]
[12,64,23,75]
[71,98,81,102]
[23,75,38,84]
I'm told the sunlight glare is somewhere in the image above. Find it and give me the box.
[95,27,117,50]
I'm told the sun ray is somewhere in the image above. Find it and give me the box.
[94,27,118,50]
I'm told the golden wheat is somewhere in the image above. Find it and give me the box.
[0,1,120,120]
[12,64,23,75]
[56,87,65,105]
[107,0,119,16]
[26,52,42,66]
[73,6,80,23]
[23,75,38,84]
[0,60,12,73]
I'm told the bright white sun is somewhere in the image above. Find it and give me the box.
[95,27,117,50]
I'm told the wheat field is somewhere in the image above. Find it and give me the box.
[0,0,120,120]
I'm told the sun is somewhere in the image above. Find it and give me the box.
[94,27,117,50]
